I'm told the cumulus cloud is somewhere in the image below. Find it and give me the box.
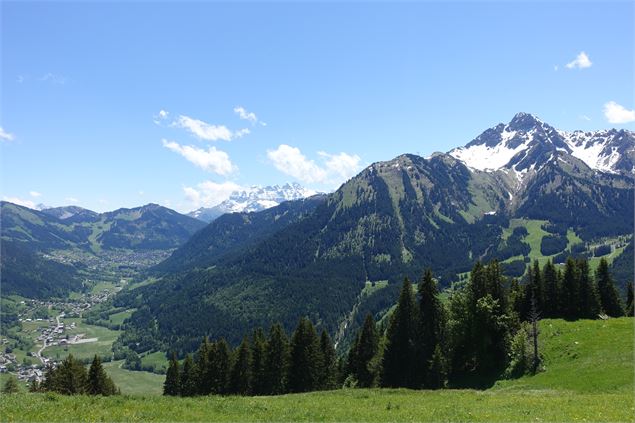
[153,109,170,125]
[603,101,635,124]
[566,52,592,69]
[234,106,258,124]
[267,144,362,186]
[162,139,236,175]
[29,191,42,198]
[0,127,15,142]
[183,180,244,209]
[2,196,36,209]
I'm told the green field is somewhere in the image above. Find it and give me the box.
[103,361,165,396]
[2,318,632,422]
[41,319,120,361]
[108,309,134,326]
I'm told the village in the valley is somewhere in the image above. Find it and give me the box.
[1,286,119,385]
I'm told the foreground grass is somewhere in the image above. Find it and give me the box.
[2,389,633,422]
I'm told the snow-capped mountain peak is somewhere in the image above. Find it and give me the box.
[449,113,634,176]
[189,183,319,222]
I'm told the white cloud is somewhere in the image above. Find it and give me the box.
[183,180,244,209]
[153,109,170,125]
[603,101,635,124]
[39,73,66,84]
[175,115,242,141]
[234,106,258,124]
[0,127,15,142]
[65,197,79,204]
[162,139,236,175]
[2,196,36,209]
[29,191,42,198]
[566,52,592,69]
[267,144,362,186]
[579,115,591,122]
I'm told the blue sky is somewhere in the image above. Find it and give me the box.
[1,1,634,213]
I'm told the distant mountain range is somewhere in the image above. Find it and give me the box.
[116,113,634,354]
[188,183,318,222]
[0,202,205,297]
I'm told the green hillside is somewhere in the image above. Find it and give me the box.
[2,318,632,422]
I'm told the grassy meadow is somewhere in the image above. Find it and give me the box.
[1,317,632,422]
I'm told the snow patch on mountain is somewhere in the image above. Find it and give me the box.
[189,183,318,222]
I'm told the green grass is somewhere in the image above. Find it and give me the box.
[108,309,134,326]
[42,319,120,361]
[140,351,168,373]
[102,360,164,396]
[90,281,117,295]
[2,318,632,422]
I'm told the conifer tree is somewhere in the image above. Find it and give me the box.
[55,354,88,395]
[561,258,580,319]
[626,281,634,317]
[163,352,180,396]
[195,337,212,395]
[354,313,379,388]
[319,329,337,390]
[382,278,419,388]
[288,317,322,392]
[427,344,447,389]
[417,269,446,388]
[211,339,231,394]
[576,259,600,319]
[250,328,268,395]
[265,323,290,395]
[542,260,560,318]
[88,355,116,396]
[596,258,624,317]
[229,337,252,395]
[180,354,198,396]
[2,375,20,394]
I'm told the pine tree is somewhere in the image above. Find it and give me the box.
[427,344,447,389]
[288,317,322,393]
[180,354,198,396]
[264,323,290,395]
[210,339,231,394]
[163,352,180,396]
[382,278,419,388]
[561,258,580,319]
[2,375,20,394]
[354,313,379,388]
[319,329,337,390]
[417,269,446,388]
[55,354,88,395]
[195,337,212,395]
[576,259,600,319]
[596,258,624,317]
[250,328,268,395]
[626,281,634,317]
[542,260,560,318]
[229,337,252,395]
[88,355,117,395]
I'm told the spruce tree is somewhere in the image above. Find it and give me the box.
[195,337,212,395]
[354,313,379,388]
[265,323,290,395]
[417,269,446,388]
[427,344,447,389]
[596,258,624,317]
[561,258,580,319]
[288,317,322,392]
[55,354,88,395]
[250,328,268,395]
[180,354,198,397]
[626,281,634,317]
[382,278,419,388]
[542,260,560,318]
[577,259,600,319]
[229,337,252,395]
[211,339,232,394]
[88,355,116,395]
[319,329,337,390]
[2,376,20,394]
[163,352,180,396]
